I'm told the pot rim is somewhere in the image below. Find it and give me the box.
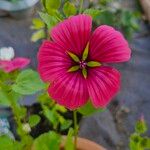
[61,136,106,150]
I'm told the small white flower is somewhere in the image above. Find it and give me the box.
[22,123,31,133]
[0,47,15,60]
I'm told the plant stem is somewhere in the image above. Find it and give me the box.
[73,110,78,150]
[7,92,25,139]
[79,0,84,14]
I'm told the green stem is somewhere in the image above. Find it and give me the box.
[79,0,84,14]
[7,92,25,139]
[73,110,78,150]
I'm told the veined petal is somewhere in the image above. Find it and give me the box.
[86,66,120,108]
[51,14,92,56]
[38,40,72,82]
[89,25,131,63]
[48,72,89,110]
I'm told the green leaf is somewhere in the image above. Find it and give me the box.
[63,2,77,17]
[0,89,10,106]
[54,104,67,113]
[28,115,41,127]
[65,128,74,150]
[67,51,80,62]
[98,10,115,25]
[31,29,45,42]
[0,136,21,150]
[61,120,72,131]
[82,42,89,61]
[140,137,150,149]
[42,105,58,127]
[78,101,104,116]
[87,61,101,67]
[12,69,46,95]
[82,68,87,79]
[45,0,61,10]
[83,9,102,20]
[39,12,58,29]
[135,118,148,134]
[130,134,142,150]
[68,66,80,72]
[32,131,61,150]
[31,18,45,29]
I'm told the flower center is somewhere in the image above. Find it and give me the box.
[67,42,101,79]
[79,60,87,69]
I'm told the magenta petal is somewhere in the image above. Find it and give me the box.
[86,66,120,108]
[0,57,30,73]
[51,14,92,56]
[38,40,72,82]
[89,25,131,63]
[48,72,89,110]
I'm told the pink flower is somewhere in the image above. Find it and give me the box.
[38,15,131,110]
[0,57,30,73]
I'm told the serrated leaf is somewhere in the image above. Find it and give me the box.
[12,69,46,95]
[31,18,45,30]
[63,2,77,17]
[65,128,74,150]
[39,12,58,29]
[32,132,61,150]
[83,9,102,20]
[82,68,87,79]
[82,42,89,61]
[31,30,45,42]
[28,115,41,127]
[87,61,101,67]
[78,101,104,116]
[68,66,80,72]
[67,51,80,62]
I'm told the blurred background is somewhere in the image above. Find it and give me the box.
[0,0,150,149]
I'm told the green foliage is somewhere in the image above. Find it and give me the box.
[83,9,102,20]
[129,117,150,150]
[45,0,61,10]
[31,18,45,30]
[12,69,46,95]
[63,2,77,17]
[0,136,22,150]
[38,93,72,131]
[78,101,104,116]
[135,118,148,134]
[32,131,61,150]
[28,115,41,127]
[60,120,72,131]
[39,12,58,30]
[0,89,10,106]
[65,128,74,150]
[31,29,45,42]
